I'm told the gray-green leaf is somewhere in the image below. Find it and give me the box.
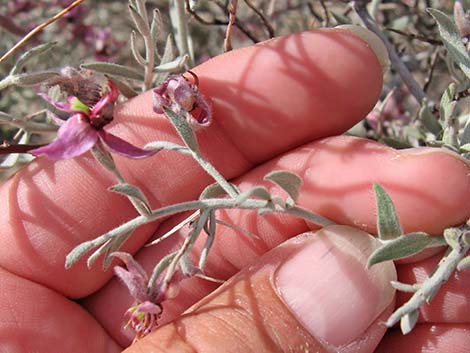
[109,183,151,216]
[419,103,442,136]
[428,8,470,79]
[264,170,302,204]
[10,42,57,75]
[367,232,433,267]
[373,183,402,240]
[163,106,200,153]
[81,62,144,81]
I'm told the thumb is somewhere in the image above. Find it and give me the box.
[123,225,396,353]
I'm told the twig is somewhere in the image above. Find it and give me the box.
[351,1,434,107]
[386,226,470,333]
[0,0,86,64]
[385,28,442,46]
[243,0,275,38]
[423,48,440,93]
[224,0,238,51]
[319,0,331,27]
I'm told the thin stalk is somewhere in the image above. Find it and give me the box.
[351,1,433,107]
[174,0,194,67]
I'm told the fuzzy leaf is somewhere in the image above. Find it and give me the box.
[129,4,150,37]
[65,241,98,269]
[109,183,151,215]
[264,170,302,204]
[457,255,470,271]
[400,310,419,334]
[419,104,442,136]
[428,9,470,79]
[200,183,230,199]
[235,186,272,204]
[439,82,456,121]
[154,55,188,73]
[150,9,163,43]
[163,106,200,153]
[199,211,216,269]
[373,183,402,240]
[154,35,175,84]
[130,31,146,67]
[148,251,178,292]
[368,232,432,267]
[108,76,138,98]
[91,142,117,173]
[10,42,57,75]
[81,62,144,80]
[12,71,60,87]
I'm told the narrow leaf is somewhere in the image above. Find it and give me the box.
[81,62,144,80]
[200,183,229,199]
[150,9,163,44]
[65,241,98,269]
[419,104,442,136]
[154,55,188,73]
[144,140,188,153]
[129,4,150,37]
[163,106,200,153]
[107,76,138,98]
[12,71,59,86]
[264,170,302,203]
[199,211,216,269]
[11,42,57,75]
[400,310,419,335]
[439,82,456,121]
[373,183,402,240]
[91,142,117,173]
[367,232,433,267]
[428,8,470,79]
[109,183,151,215]
[148,251,178,291]
[235,186,272,204]
[154,35,175,84]
[130,31,147,67]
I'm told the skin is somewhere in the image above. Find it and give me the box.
[0,28,469,352]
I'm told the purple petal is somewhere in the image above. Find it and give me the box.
[114,266,148,303]
[99,130,159,159]
[38,92,75,112]
[90,80,119,117]
[31,114,98,160]
[111,252,148,279]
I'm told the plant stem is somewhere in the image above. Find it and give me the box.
[174,0,194,68]
[386,227,470,333]
[351,1,433,107]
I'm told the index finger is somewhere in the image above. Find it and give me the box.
[0,26,384,297]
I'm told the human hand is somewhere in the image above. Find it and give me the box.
[0,26,469,353]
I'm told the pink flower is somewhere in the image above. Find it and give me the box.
[153,72,211,127]
[31,80,157,160]
[111,252,163,341]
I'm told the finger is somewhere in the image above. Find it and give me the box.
[0,267,121,353]
[85,135,470,346]
[123,226,396,353]
[395,250,470,324]
[0,26,384,298]
[375,324,470,353]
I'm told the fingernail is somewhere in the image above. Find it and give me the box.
[275,225,396,349]
[336,25,389,74]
